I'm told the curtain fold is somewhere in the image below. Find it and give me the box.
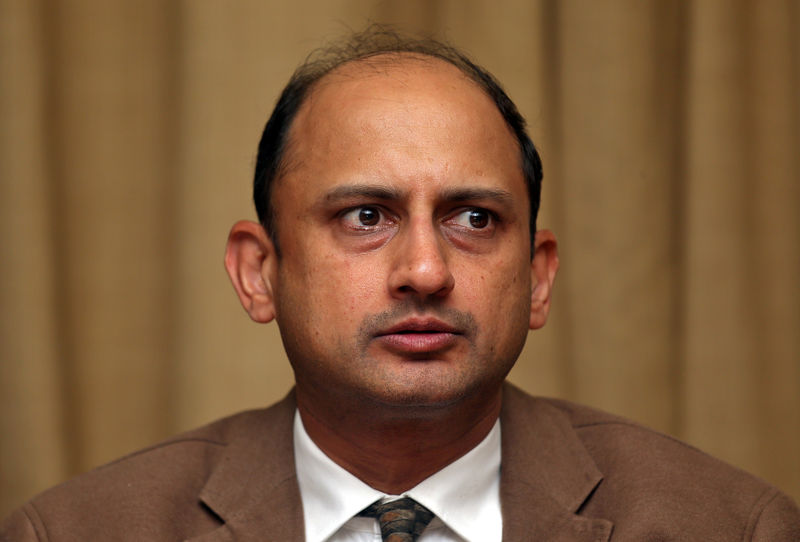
[0,0,68,516]
[2,0,798,515]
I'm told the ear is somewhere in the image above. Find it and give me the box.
[529,229,559,330]
[224,220,278,323]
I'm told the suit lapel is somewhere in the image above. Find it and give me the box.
[187,391,304,542]
[183,385,613,541]
[500,384,613,541]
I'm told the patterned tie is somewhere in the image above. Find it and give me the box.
[358,497,435,542]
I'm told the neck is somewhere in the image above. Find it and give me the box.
[296,386,503,495]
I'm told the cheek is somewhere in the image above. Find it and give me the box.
[457,257,532,353]
[290,252,385,325]
[333,261,383,316]
[458,257,530,308]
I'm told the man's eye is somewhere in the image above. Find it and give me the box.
[451,208,493,229]
[341,206,384,228]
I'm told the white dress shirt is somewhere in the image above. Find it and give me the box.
[294,411,502,542]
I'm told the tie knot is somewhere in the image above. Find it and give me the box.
[358,497,435,542]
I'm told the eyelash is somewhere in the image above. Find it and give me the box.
[337,205,499,235]
[338,206,396,234]
[446,208,497,230]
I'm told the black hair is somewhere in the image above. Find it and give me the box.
[253,27,543,252]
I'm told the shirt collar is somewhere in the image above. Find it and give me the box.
[294,410,502,542]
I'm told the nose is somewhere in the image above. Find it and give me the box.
[387,218,455,299]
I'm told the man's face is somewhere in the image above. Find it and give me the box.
[267,57,536,411]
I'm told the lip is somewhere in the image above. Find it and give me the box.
[378,317,461,336]
[374,317,462,354]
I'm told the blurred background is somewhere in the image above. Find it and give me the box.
[1,0,798,516]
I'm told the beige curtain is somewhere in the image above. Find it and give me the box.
[2,0,798,515]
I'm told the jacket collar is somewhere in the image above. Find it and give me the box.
[189,390,304,542]
[500,383,613,541]
[188,385,612,541]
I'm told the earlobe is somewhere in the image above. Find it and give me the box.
[529,229,559,330]
[224,220,278,323]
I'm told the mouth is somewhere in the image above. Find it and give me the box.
[374,318,462,354]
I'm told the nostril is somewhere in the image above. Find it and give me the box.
[387,232,455,297]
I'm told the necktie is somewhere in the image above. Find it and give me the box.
[358,497,435,542]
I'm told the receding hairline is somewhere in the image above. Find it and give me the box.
[311,50,473,86]
[277,52,514,188]
[253,29,543,254]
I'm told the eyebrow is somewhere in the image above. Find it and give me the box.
[321,184,515,205]
[323,184,404,202]
[439,187,514,205]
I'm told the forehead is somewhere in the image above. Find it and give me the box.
[276,54,523,201]
[299,55,516,148]
[310,53,482,107]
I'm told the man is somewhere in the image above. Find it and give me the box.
[2,29,799,542]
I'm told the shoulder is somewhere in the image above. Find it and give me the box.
[1,396,295,542]
[502,384,800,540]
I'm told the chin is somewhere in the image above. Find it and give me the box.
[360,373,501,413]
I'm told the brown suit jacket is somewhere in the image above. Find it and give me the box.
[2,383,799,541]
